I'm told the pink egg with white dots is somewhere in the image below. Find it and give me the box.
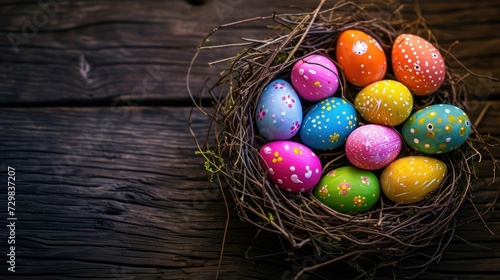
[345,124,402,170]
[291,54,340,102]
[259,140,322,194]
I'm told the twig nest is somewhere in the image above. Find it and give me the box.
[188,0,497,278]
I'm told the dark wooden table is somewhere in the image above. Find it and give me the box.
[1,0,499,279]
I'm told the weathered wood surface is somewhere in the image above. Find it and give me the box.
[0,0,499,279]
[0,0,499,104]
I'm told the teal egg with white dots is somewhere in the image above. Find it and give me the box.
[401,104,471,154]
[299,97,359,150]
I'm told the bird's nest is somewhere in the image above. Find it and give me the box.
[187,0,498,278]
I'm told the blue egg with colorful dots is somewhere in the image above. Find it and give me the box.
[299,97,359,150]
[255,79,303,140]
[401,104,471,154]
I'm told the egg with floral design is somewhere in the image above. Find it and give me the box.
[401,104,471,154]
[381,156,447,204]
[392,34,446,95]
[300,97,359,150]
[354,80,413,126]
[345,124,402,170]
[259,140,322,194]
[291,54,340,102]
[336,29,387,87]
[255,79,303,140]
[313,166,380,214]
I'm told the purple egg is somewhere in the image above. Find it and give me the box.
[345,124,402,170]
[291,54,340,102]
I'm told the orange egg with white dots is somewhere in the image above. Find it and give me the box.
[392,34,446,96]
[336,29,387,87]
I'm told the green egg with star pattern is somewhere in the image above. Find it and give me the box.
[313,166,380,214]
[299,97,359,150]
[401,104,471,154]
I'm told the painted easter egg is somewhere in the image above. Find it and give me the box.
[313,166,380,214]
[354,80,413,126]
[299,97,359,150]
[401,104,471,154]
[380,156,447,204]
[345,124,402,170]
[259,140,322,194]
[291,54,340,102]
[255,79,303,140]
[392,34,446,95]
[336,29,387,87]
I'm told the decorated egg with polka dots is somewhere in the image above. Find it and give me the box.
[299,97,359,150]
[381,156,447,204]
[259,140,322,194]
[255,79,303,140]
[354,80,413,126]
[336,29,387,87]
[290,54,340,102]
[392,34,446,96]
[313,166,380,214]
[345,124,402,170]
[401,104,471,154]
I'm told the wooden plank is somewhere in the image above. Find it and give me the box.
[0,105,499,279]
[0,0,498,104]
[1,0,499,278]
[0,106,268,278]
[0,0,311,104]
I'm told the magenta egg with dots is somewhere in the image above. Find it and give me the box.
[259,140,322,194]
[255,79,303,140]
[345,124,402,170]
[291,54,340,102]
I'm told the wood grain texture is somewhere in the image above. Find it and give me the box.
[0,0,498,104]
[0,0,499,279]
[0,104,499,279]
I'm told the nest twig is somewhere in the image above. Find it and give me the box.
[187,0,499,278]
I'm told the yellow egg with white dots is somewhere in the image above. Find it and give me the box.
[380,156,447,204]
[354,80,413,126]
